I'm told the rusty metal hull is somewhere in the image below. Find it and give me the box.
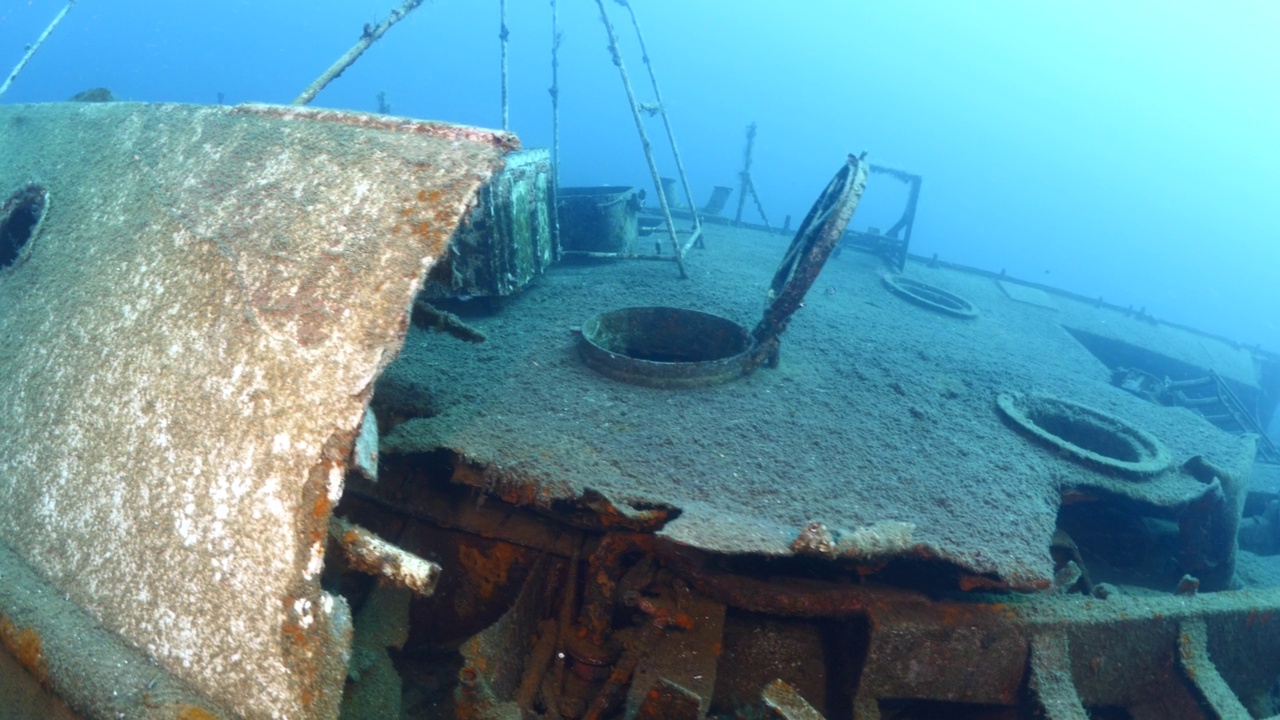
[379,244,1255,591]
[0,102,514,719]
[359,212,1274,717]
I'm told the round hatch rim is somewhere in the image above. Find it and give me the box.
[882,274,978,319]
[578,305,754,389]
[996,391,1172,478]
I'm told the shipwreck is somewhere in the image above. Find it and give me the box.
[2,2,1280,720]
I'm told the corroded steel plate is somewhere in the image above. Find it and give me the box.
[0,101,513,719]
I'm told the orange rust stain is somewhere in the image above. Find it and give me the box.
[281,621,307,645]
[343,530,359,544]
[279,604,325,709]
[957,574,1011,592]
[0,615,47,684]
[990,603,1019,621]
[312,490,332,520]
[932,601,1013,628]
[1179,632,1197,680]
[177,708,220,720]
[395,183,476,260]
[495,481,541,507]
[1179,633,1193,655]
[452,463,484,486]
[937,605,966,627]
[457,542,521,601]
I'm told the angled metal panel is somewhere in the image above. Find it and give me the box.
[0,101,514,719]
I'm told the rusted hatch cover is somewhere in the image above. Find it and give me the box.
[577,154,870,388]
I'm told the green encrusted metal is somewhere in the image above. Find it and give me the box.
[558,186,641,254]
[421,148,554,299]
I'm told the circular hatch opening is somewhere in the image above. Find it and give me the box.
[578,306,753,388]
[576,156,869,389]
[882,275,978,319]
[996,392,1172,478]
[0,183,49,271]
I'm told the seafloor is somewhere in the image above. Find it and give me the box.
[377,221,1259,593]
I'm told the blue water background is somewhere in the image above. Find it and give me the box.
[1,0,1276,355]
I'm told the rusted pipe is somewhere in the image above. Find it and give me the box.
[561,250,677,261]
[581,623,660,720]
[580,534,654,644]
[329,516,442,596]
[513,619,558,710]
[547,536,584,718]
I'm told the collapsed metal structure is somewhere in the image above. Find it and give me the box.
[345,160,1279,720]
[339,224,1280,720]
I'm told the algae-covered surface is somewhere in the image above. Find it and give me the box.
[379,224,1255,591]
[0,101,511,720]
